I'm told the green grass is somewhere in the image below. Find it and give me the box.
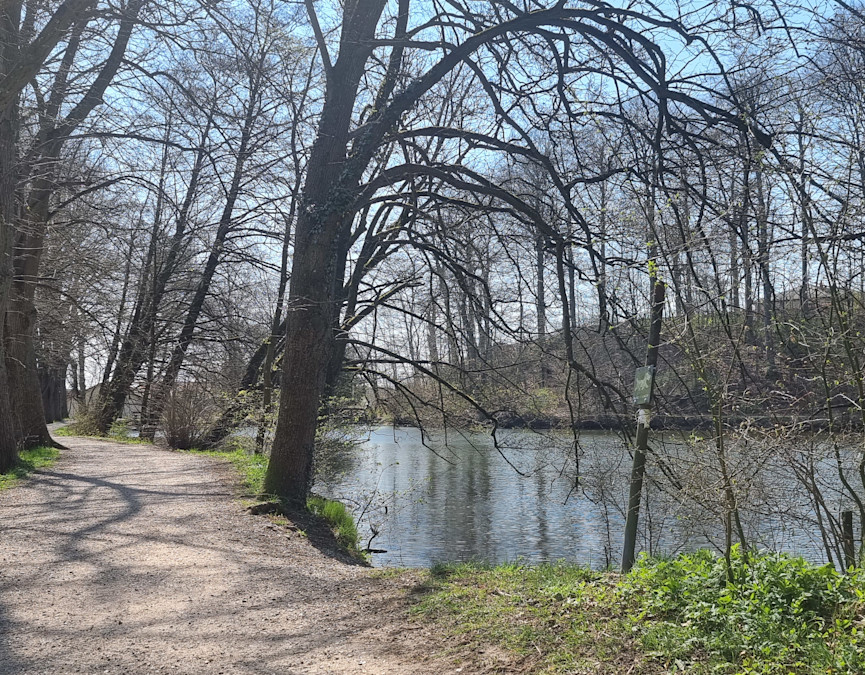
[55,419,153,445]
[0,446,60,491]
[182,447,268,495]
[413,549,865,674]
[414,561,629,674]
[306,495,360,551]
[183,448,362,557]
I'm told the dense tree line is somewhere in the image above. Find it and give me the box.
[2,0,865,561]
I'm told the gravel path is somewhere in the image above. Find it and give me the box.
[0,436,448,675]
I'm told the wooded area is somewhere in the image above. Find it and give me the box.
[2,0,865,563]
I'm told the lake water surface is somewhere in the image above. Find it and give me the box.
[317,427,830,568]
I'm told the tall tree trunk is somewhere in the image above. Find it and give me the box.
[94,112,212,433]
[0,170,20,470]
[77,332,86,400]
[597,180,609,332]
[536,233,548,387]
[142,76,260,439]
[755,164,775,376]
[256,213,292,453]
[743,220,754,341]
[9,0,144,442]
[101,231,135,387]
[138,115,173,438]
[441,265,459,368]
[567,244,577,333]
[535,233,546,338]
[796,116,811,316]
[427,291,439,363]
[39,364,67,423]
[0,0,24,470]
[0,0,113,463]
[264,0,608,501]
[740,152,755,343]
[5,179,54,447]
[729,218,739,310]
[265,0,388,501]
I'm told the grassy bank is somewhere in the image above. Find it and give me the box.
[184,447,363,556]
[0,446,60,491]
[55,420,152,445]
[306,495,359,550]
[184,447,269,495]
[413,548,865,674]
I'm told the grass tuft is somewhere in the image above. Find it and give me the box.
[306,495,360,551]
[181,447,268,495]
[0,446,60,491]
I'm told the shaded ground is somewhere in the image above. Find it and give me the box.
[0,435,454,675]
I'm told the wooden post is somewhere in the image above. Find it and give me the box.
[842,510,855,569]
[622,280,665,573]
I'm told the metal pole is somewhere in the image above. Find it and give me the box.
[622,280,665,573]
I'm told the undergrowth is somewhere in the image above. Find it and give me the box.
[620,547,865,673]
[0,446,60,491]
[414,548,865,674]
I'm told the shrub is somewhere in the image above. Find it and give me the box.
[163,386,219,450]
[58,408,103,436]
[620,547,865,671]
[108,418,133,439]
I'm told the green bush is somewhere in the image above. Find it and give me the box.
[108,418,132,439]
[56,409,103,437]
[620,547,865,672]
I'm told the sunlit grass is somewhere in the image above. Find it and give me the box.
[55,420,153,444]
[0,446,60,491]
[181,447,268,495]
[413,550,865,674]
[307,495,360,551]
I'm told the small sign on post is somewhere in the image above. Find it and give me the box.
[622,280,665,573]
[633,365,656,406]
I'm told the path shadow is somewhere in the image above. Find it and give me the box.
[11,468,256,570]
[247,501,369,567]
[0,601,27,675]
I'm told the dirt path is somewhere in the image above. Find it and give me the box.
[0,436,451,675]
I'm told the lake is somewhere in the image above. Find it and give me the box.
[316,426,834,568]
